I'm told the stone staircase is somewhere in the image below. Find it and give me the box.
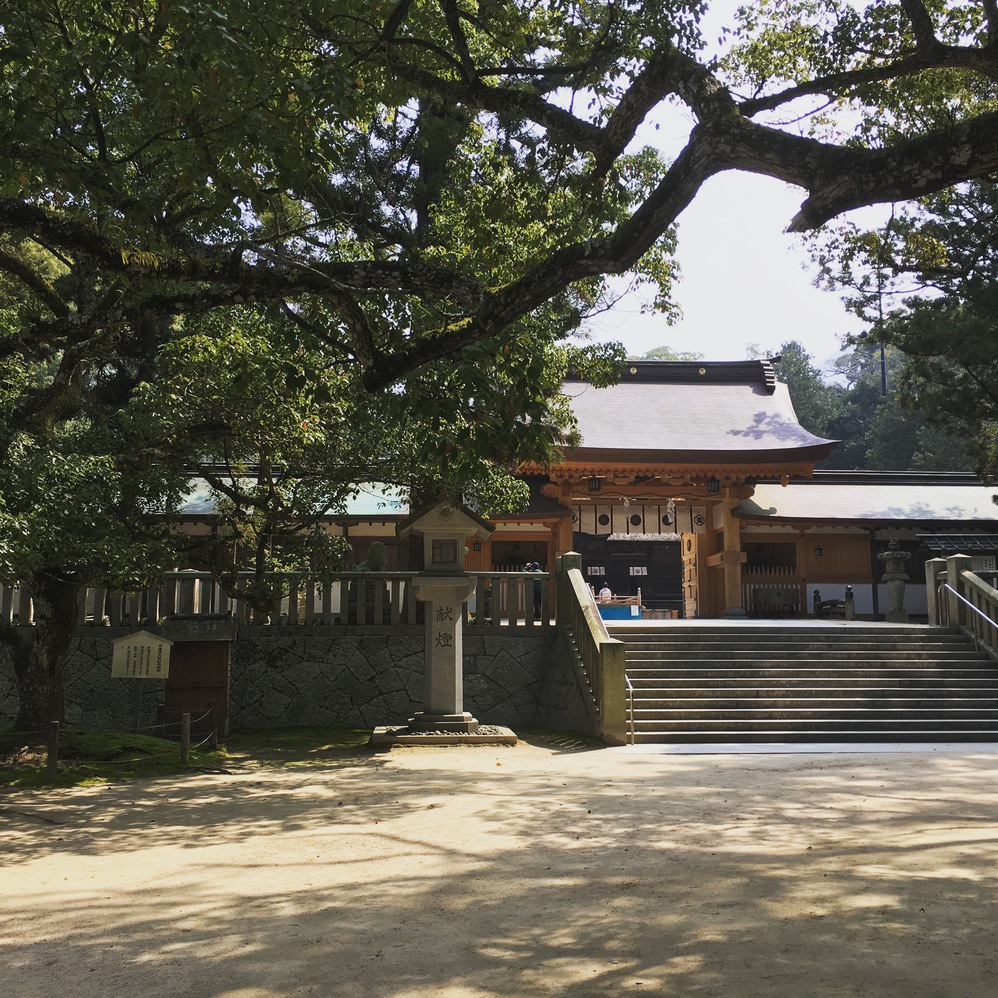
[607,623,998,743]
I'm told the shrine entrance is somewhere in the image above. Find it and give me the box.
[572,533,684,614]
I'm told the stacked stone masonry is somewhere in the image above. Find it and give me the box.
[0,625,595,737]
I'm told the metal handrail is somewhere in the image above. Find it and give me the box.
[938,581,998,632]
[937,580,998,658]
[625,673,635,745]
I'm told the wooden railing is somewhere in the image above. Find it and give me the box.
[556,552,626,745]
[743,564,799,577]
[927,555,998,657]
[466,572,554,630]
[0,570,554,631]
[742,576,805,618]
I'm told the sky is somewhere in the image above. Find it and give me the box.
[577,1,872,372]
[581,171,866,369]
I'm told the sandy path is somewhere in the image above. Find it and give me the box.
[2,741,997,997]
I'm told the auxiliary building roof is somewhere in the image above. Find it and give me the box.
[562,360,837,464]
[177,480,409,519]
[737,473,998,525]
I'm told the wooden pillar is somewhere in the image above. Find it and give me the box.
[705,494,747,617]
[720,495,746,616]
[555,514,574,560]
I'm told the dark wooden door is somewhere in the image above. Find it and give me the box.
[163,641,229,737]
[573,534,682,610]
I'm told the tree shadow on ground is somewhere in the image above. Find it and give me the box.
[2,747,997,997]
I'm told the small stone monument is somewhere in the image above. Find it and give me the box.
[877,538,911,623]
[396,499,494,733]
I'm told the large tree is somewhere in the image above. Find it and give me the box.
[5,0,998,728]
[4,2,998,380]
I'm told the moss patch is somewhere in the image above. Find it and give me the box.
[0,727,229,788]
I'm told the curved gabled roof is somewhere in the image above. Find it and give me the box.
[562,360,837,465]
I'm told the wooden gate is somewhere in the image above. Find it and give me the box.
[162,641,230,738]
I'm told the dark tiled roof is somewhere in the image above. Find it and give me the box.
[918,534,998,553]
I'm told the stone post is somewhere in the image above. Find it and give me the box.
[925,558,948,626]
[557,552,582,623]
[945,554,974,630]
[844,585,855,621]
[599,639,627,747]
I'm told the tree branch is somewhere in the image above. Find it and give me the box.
[439,0,477,83]
[388,63,604,154]
[899,0,942,52]
[595,43,737,175]
[739,45,998,117]
[984,0,998,46]
[0,249,71,318]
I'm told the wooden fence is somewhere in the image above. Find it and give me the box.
[0,570,554,630]
[741,574,806,617]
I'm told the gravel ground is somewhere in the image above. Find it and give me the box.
[2,739,998,997]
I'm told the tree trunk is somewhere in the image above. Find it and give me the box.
[8,572,81,730]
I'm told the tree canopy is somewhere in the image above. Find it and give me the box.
[4,1,998,396]
[774,340,972,472]
[808,180,998,474]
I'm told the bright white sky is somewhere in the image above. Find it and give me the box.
[579,1,870,372]
[582,172,865,369]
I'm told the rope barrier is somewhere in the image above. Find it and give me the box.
[130,704,214,736]
[4,705,219,774]
[3,707,214,740]
[74,746,183,768]
[1,726,51,739]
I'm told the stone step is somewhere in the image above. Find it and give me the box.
[624,657,991,669]
[625,668,998,681]
[620,641,979,652]
[613,629,967,638]
[619,635,979,645]
[630,683,998,697]
[624,645,990,663]
[627,729,998,743]
[609,623,998,743]
[634,695,998,720]
[629,710,998,726]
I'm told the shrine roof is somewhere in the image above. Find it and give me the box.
[737,473,998,525]
[177,480,408,518]
[562,360,837,464]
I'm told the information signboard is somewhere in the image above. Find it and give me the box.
[111,630,172,679]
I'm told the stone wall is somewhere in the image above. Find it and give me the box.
[0,631,164,733]
[0,625,596,737]
[0,644,17,724]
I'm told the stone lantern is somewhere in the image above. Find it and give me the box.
[877,538,911,623]
[396,499,494,732]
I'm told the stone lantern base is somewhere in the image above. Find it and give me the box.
[369,723,517,748]
[408,711,480,733]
